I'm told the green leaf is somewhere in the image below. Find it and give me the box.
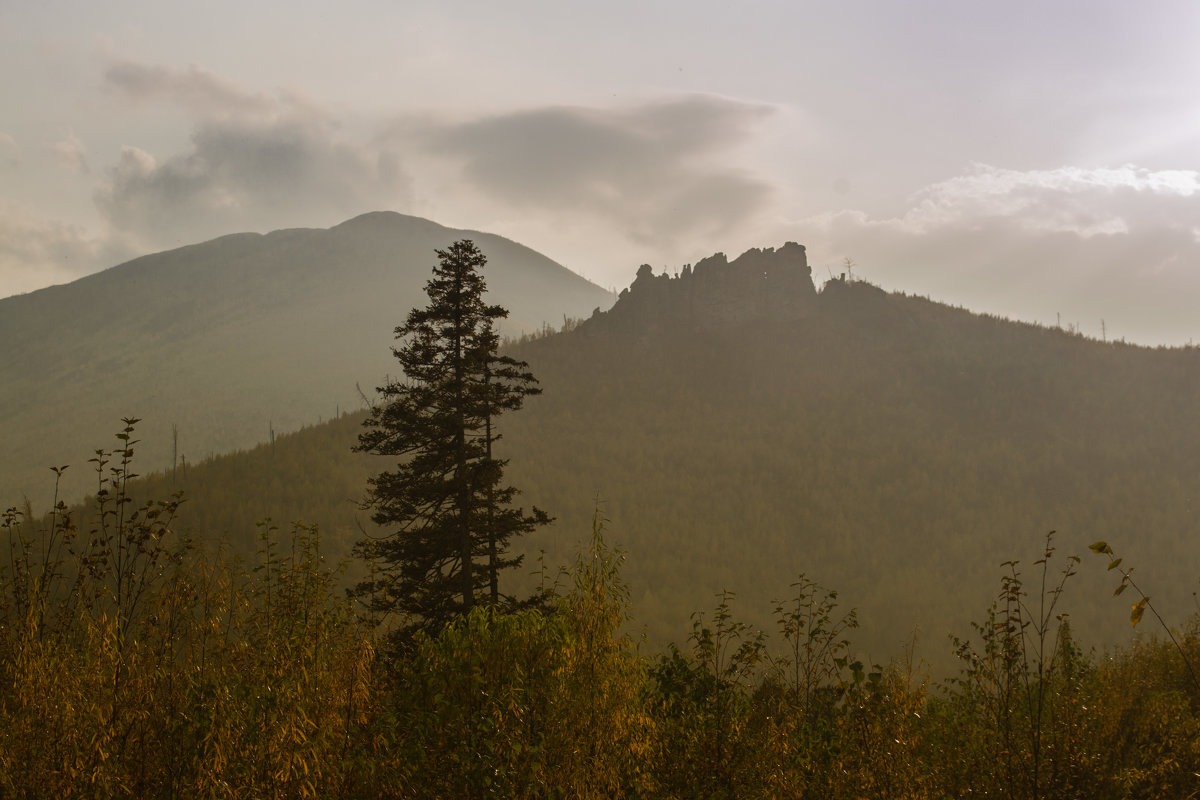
[1088,541,1112,555]
[1107,558,1123,571]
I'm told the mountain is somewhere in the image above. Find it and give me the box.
[0,212,614,506]
[114,242,1200,669]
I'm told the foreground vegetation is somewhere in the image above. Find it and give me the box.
[4,426,1199,798]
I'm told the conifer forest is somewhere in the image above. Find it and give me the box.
[5,237,1200,799]
[11,6,1200,797]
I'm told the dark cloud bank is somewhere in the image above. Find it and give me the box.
[96,60,410,248]
[425,96,775,244]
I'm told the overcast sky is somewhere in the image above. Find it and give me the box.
[4,1,1200,344]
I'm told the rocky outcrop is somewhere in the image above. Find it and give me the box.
[588,242,815,331]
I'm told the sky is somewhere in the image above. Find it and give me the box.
[3,1,1200,345]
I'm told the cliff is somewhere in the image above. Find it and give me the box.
[587,242,815,331]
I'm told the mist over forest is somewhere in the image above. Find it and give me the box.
[5,213,1200,796]
[6,4,1200,793]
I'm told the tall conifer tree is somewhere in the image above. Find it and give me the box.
[354,240,546,640]
[473,315,552,605]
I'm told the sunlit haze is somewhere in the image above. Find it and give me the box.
[4,1,1200,344]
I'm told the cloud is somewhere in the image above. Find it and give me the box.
[0,202,93,265]
[52,133,89,174]
[91,58,413,248]
[423,96,775,245]
[797,164,1200,345]
[5,59,416,295]
[0,201,137,298]
[902,164,1200,236]
[104,59,271,117]
[94,114,411,248]
[0,133,18,169]
[92,69,774,288]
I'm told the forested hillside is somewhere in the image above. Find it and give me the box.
[0,212,614,507]
[11,241,1200,797]
[113,243,1200,669]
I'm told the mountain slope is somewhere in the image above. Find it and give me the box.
[1,212,614,506]
[114,243,1200,669]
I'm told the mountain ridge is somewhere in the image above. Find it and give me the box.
[1,212,614,506]
[99,243,1200,669]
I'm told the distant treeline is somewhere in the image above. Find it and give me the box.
[110,278,1200,669]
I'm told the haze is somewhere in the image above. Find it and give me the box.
[3,1,1200,345]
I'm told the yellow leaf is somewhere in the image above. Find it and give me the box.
[1131,597,1149,627]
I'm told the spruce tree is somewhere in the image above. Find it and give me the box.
[473,315,552,606]
[354,240,547,640]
